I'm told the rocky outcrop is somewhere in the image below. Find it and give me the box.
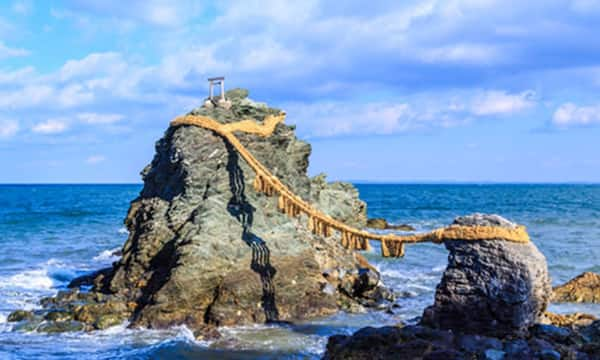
[366,218,415,231]
[552,272,600,303]
[325,214,568,359]
[10,89,391,336]
[325,322,600,360]
[544,311,597,328]
[421,214,552,337]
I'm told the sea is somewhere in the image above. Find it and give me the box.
[1,184,599,359]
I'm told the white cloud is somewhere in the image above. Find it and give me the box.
[0,119,19,138]
[0,41,29,59]
[86,155,106,164]
[13,1,33,15]
[32,119,69,134]
[552,103,600,127]
[0,85,54,109]
[285,88,535,137]
[77,112,124,124]
[0,66,35,85]
[59,52,126,81]
[419,43,503,64]
[61,1,202,27]
[471,90,536,116]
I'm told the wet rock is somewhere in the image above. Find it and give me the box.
[94,314,122,330]
[338,268,394,308]
[539,349,561,360]
[13,319,42,332]
[37,320,85,333]
[552,272,600,303]
[532,324,572,343]
[544,311,597,328]
[421,214,551,337]
[7,310,34,322]
[484,349,505,360]
[45,311,73,322]
[68,267,113,289]
[366,218,415,231]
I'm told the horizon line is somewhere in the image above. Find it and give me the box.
[2,181,600,186]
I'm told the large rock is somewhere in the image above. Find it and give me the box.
[421,214,552,337]
[325,323,600,360]
[52,89,385,335]
[552,272,600,303]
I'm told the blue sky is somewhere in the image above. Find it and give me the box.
[1,1,600,183]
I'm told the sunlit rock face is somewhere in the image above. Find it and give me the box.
[85,89,380,334]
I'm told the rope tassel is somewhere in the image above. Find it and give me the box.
[381,239,405,258]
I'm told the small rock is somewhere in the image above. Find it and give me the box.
[532,324,572,342]
[94,314,122,330]
[45,311,73,322]
[37,320,85,333]
[552,272,600,303]
[366,218,415,231]
[504,339,530,357]
[539,349,561,360]
[484,349,505,360]
[7,310,34,322]
[544,311,597,328]
[458,334,503,354]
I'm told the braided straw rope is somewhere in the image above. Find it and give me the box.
[171,113,530,257]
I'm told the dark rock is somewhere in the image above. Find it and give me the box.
[68,267,113,289]
[504,339,531,358]
[539,349,561,360]
[457,334,503,353]
[37,320,85,333]
[552,272,600,303]
[532,324,573,343]
[7,310,34,322]
[421,214,551,337]
[484,349,506,360]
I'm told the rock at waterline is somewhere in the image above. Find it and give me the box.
[22,89,391,335]
[366,218,415,231]
[552,272,600,303]
[324,215,600,359]
[421,214,552,337]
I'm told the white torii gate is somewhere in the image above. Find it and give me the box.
[208,76,225,102]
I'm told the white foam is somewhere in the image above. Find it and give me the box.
[432,265,446,272]
[93,247,121,263]
[0,268,54,290]
[118,227,128,235]
[0,313,6,323]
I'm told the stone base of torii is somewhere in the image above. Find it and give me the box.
[204,76,232,110]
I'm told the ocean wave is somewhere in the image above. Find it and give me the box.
[0,313,6,323]
[0,259,79,293]
[118,227,128,235]
[0,268,54,290]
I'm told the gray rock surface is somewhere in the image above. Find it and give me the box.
[68,89,380,333]
[421,214,552,337]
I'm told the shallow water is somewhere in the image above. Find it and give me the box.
[0,184,599,359]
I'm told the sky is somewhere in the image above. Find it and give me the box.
[1,1,600,183]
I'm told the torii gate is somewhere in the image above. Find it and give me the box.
[208,76,225,102]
